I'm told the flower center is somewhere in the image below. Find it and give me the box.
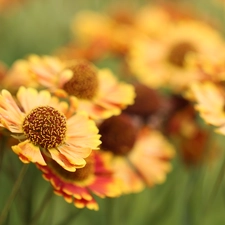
[124,83,162,117]
[22,106,67,149]
[99,114,138,156]
[63,61,99,100]
[49,155,94,182]
[167,41,197,67]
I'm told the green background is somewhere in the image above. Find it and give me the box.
[1,0,225,224]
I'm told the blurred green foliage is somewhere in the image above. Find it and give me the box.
[1,0,225,224]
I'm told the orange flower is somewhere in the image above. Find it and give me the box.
[0,87,101,171]
[2,59,39,93]
[188,81,225,135]
[128,19,225,92]
[14,55,135,120]
[98,113,175,194]
[37,151,121,210]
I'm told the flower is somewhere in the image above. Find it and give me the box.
[71,10,113,51]
[70,9,137,56]
[37,151,121,210]
[15,55,135,120]
[187,81,225,135]
[128,19,225,92]
[98,113,175,194]
[0,87,101,171]
[2,59,39,93]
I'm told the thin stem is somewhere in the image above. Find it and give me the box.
[56,209,83,225]
[0,164,29,225]
[29,186,54,225]
[204,153,225,213]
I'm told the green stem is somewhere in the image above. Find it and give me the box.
[204,153,225,214]
[0,164,29,225]
[57,209,83,225]
[29,186,54,225]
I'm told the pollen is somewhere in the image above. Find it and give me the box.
[22,106,67,149]
[63,61,99,100]
[167,42,197,67]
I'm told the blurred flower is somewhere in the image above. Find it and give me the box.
[0,0,27,12]
[70,9,139,56]
[0,61,8,88]
[128,18,225,92]
[98,113,175,194]
[37,151,121,210]
[15,55,135,120]
[166,104,213,166]
[188,81,225,135]
[0,86,101,171]
[2,59,39,93]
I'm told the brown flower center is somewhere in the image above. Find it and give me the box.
[22,106,67,149]
[63,61,99,100]
[167,42,197,67]
[124,83,162,117]
[99,114,138,156]
[49,155,94,182]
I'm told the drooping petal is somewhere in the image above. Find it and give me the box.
[12,140,46,165]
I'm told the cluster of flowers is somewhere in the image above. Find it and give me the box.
[1,1,225,211]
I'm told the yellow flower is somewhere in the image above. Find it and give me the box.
[128,19,225,92]
[71,10,113,48]
[37,151,121,210]
[0,87,101,171]
[17,55,135,120]
[98,113,175,194]
[134,4,173,39]
[188,81,225,135]
[2,59,39,93]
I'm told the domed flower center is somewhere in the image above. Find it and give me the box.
[22,106,67,149]
[124,83,162,117]
[99,114,138,156]
[49,155,94,182]
[63,61,99,100]
[167,42,197,67]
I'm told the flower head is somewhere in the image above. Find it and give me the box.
[0,87,101,171]
[98,113,175,194]
[128,19,225,92]
[15,55,135,120]
[37,151,121,210]
[187,81,225,135]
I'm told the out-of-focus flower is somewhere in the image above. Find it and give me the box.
[15,55,135,120]
[0,61,8,88]
[0,87,101,171]
[185,52,225,83]
[71,10,113,51]
[0,0,27,12]
[124,83,162,117]
[70,9,140,56]
[2,59,39,93]
[188,81,225,135]
[37,151,121,210]
[134,4,173,39]
[166,104,214,166]
[128,19,225,92]
[98,113,175,194]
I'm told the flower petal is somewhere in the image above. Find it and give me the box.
[12,140,46,165]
